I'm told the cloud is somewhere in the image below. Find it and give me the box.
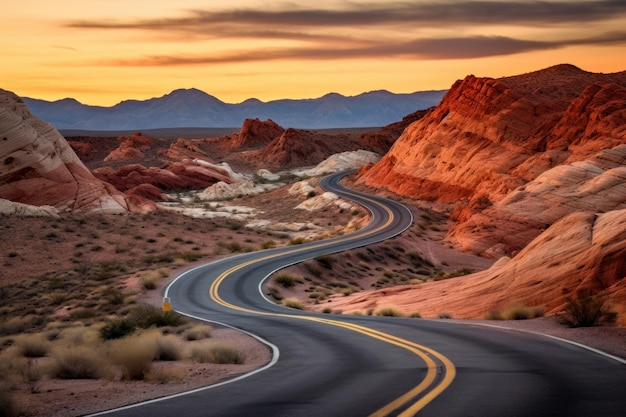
[105,32,626,67]
[67,1,626,65]
[66,0,626,31]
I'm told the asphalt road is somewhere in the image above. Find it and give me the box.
[93,171,626,417]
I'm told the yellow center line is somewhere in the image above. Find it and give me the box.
[203,187,456,416]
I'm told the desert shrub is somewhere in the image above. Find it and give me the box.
[153,334,183,361]
[14,334,51,358]
[0,316,33,336]
[289,237,307,245]
[50,347,105,379]
[183,324,212,341]
[273,273,295,288]
[100,319,136,340]
[145,365,187,383]
[129,304,187,329]
[189,342,244,364]
[315,255,334,269]
[260,241,276,250]
[107,338,155,380]
[559,293,617,328]
[501,304,545,320]
[177,252,203,262]
[140,272,159,290]
[59,325,99,346]
[304,263,322,277]
[409,312,422,318]
[282,298,304,310]
[438,312,453,319]
[101,287,125,305]
[374,306,406,317]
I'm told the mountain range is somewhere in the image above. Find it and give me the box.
[23,88,446,130]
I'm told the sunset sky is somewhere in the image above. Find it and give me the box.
[3,0,626,106]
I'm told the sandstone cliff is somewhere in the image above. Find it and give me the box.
[0,89,130,213]
[319,207,626,320]
[359,65,626,256]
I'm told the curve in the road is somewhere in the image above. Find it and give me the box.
[175,170,457,416]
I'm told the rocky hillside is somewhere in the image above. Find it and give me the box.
[0,89,131,213]
[318,207,626,321]
[359,64,626,256]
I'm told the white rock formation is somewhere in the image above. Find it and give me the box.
[0,198,59,217]
[257,169,280,181]
[304,150,381,176]
[0,89,128,213]
[289,181,316,197]
[199,179,278,200]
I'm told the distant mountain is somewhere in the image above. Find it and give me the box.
[23,88,446,130]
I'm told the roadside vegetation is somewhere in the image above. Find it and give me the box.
[558,292,617,327]
[0,209,301,416]
[485,303,545,321]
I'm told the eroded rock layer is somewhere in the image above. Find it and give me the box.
[0,89,129,213]
[359,65,626,256]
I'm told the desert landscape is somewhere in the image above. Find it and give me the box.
[1,63,626,416]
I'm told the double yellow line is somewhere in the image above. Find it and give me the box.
[207,230,456,415]
[196,175,456,414]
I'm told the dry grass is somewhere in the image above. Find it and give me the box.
[145,365,188,383]
[282,298,305,310]
[183,324,212,341]
[13,334,51,358]
[374,306,406,317]
[106,335,156,380]
[486,303,546,321]
[189,342,245,364]
[50,347,107,379]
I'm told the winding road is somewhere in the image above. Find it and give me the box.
[95,171,626,417]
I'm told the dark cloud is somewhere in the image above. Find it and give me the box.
[67,1,626,31]
[106,32,626,67]
[68,1,626,65]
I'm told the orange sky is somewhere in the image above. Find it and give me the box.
[2,0,626,106]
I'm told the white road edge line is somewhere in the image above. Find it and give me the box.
[86,264,280,416]
[442,320,626,365]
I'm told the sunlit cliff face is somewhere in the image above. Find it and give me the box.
[3,1,626,105]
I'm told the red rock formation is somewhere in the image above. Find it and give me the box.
[360,64,626,255]
[0,89,130,213]
[165,138,214,161]
[318,208,626,320]
[104,132,154,162]
[251,128,362,169]
[226,118,285,150]
[93,159,234,197]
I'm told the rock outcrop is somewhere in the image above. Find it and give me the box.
[226,118,285,149]
[0,89,129,213]
[104,132,154,162]
[304,150,381,177]
[319,207,626,320]
[93,159,239,199]
[359,65,626,255]
[452,145,626,256]
[0,198,59,217]
[251,128,362,169]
